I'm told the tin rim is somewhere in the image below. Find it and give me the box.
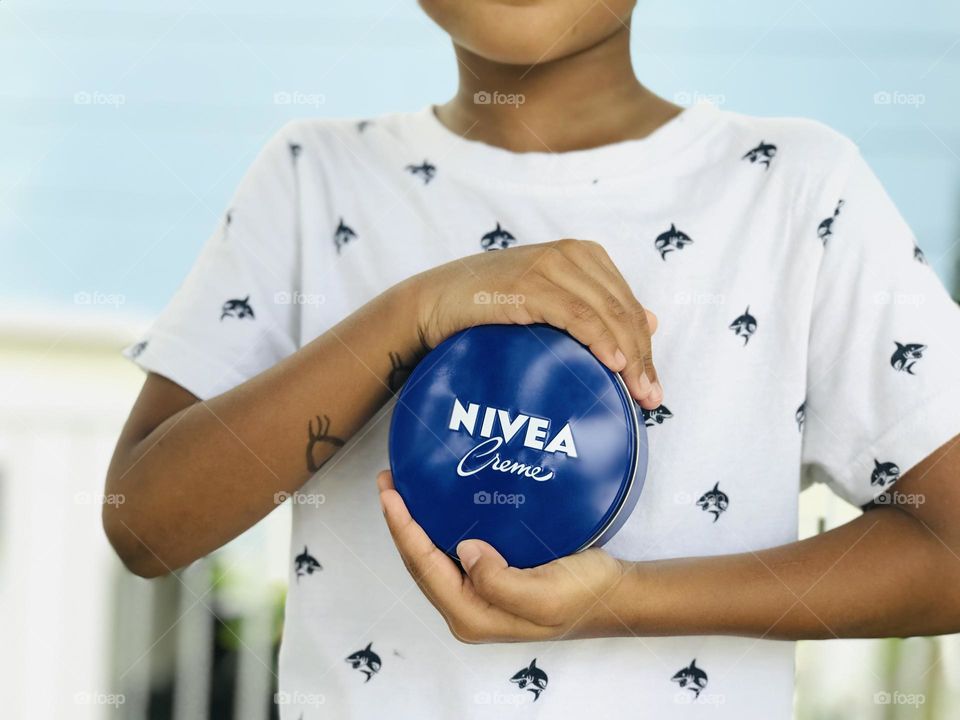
[573,368,643,553]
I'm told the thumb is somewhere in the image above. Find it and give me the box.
[456,539,542,620]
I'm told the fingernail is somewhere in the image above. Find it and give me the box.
[457,540,481,571]
[613,349,627,370]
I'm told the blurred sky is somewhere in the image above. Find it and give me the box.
[3,0,960,319]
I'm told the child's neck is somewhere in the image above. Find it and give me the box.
[435,25,681,154]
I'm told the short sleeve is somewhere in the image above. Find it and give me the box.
[123,124,303,400]
[801,147,960,507]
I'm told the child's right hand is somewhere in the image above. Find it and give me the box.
[410,239,662,408]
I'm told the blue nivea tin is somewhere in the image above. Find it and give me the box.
[389,324,647,569]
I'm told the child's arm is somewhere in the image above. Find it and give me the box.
[104,240,660,577]
[378,438,960,642]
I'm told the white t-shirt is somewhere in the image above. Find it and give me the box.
[126,103,960,719]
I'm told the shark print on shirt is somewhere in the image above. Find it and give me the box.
[890,342,926,375]
[294,546,322,581]
[405,160,436,184]
[914,244,928,264]
[796,401,806,432]
[671,659,709,699]
[334,218,358,254]
[697,483,729,522]
[729,307,757,346]
[220,296,254,321]
[306,415,346,473]
[345,643,382,682]
[817,199,845,245]
[642,405,673,427]
[289,142,302,159]
[356,120,372,133]
[481,222,517,251]
[510,659,548,702]
[870,459,901,487]
[129,340,148,358]
[654,224,693,260]
[742,141,777,169]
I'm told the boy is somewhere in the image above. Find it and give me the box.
[104,1,960,717]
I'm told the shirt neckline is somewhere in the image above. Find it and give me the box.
[407,101,723,186]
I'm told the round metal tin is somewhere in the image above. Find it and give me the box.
[389,324,647,569]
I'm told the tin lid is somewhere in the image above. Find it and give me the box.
[389,324,647,569]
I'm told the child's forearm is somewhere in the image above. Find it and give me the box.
[611,504,960,640]
[103,279,424,577]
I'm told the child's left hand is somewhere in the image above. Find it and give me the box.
[377,470,629,643]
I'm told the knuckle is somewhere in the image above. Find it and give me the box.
[554,238,580,253]
[449,618,483,644]
[604,294,629,320]
[566,297,596,322]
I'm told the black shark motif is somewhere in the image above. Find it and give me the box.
[510,658,548,702]
[356,120,371,133]
[480,222,517,251]
[654,223,693,260]
[405,160,436,184]
[345,642,382,682]
[914,244,927,264]
[289,142,302,159]
[642,405,673,427]
[221,295,254,321]
[890,342,925,375]
[671,659,708,698]
[795,401,806,432]
[729,306,757,346]
[870,459,901,487]
[334,218,358,254]
[742,140,777,169]
[129,340,148,358]
[817,199,844,246]
[697,482,729,522]
[294,545,322,581]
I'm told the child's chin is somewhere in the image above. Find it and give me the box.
[420,0,634,66]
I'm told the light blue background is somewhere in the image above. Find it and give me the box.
[3,1,959,315]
